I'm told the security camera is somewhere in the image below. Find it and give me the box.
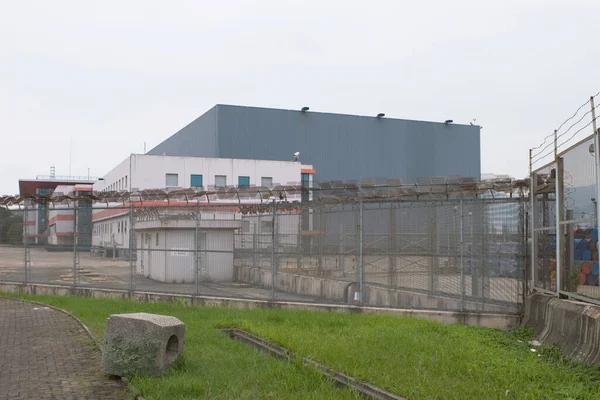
[292,152,300,162]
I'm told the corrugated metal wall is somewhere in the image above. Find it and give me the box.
[148,106,219,158]
[149,104,481,183]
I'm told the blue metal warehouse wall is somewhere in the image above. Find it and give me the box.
[149,105,480,183]
[149,106,219,158]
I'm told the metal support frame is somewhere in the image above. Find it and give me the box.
[339,224,345,276]
[271,200,276,301]
[129,201,135,294]
[459,199,465,311]
[72,202,78,287]
[358,200,364,306]
[428,204,438,293]
[554,127,564,295]
[591,96,600,298]
[195,203,200,297]
[388,204,397,297]
[23,202,29,283]
[530,171,537,289]
[566,209,574,292]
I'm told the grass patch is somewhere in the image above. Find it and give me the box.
[5,293,600,400]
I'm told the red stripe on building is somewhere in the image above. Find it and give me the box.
[48,214,75,225]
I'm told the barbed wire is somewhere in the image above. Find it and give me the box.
[531,103,597,161]
[530,93,596,153]
[0,177,528,207]
[531,91,600,167]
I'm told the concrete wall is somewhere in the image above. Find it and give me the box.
[522,293,600,365]
[234,265,515,314]
[0,282,519,329]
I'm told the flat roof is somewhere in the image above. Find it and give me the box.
[18,179,96,197]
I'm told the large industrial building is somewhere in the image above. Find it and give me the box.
[18,104,483,284]
[148,105,481,183]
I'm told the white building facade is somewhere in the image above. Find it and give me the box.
[88,155,315,283]
[93,154,314,194]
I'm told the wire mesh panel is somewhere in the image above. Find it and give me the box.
[0,184,527,313]
[0,205,26,283]
[532,163,557,292]
[78,204,132,291]
[561,137,600,300]
[26,202,75,286]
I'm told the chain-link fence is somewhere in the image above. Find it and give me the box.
[0,190,526,314]
[530,93,600,303]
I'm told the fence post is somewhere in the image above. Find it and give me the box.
[23,202,28,283]
[253,222,258,269]
[339,223,345,276]
[129,201,135,294]
[388,203,397,302]
[566,209,574,292]
[358,200,364,306]
[554,129,564,296]
[317,206,323,276]
[460,199,465,311]
[530,171,536,290]
[590,96,600,299]
[72,201,78,287]
[297,209,302,273]
[271,201,276,301]
[428,203,438,293]
[195,203,199,297]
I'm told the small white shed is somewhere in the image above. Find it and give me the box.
[135,216,242,283]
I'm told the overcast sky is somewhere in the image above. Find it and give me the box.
[1,0,599,194]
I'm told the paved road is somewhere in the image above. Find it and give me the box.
[0,297,129,400]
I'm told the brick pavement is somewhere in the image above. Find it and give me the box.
[0,298,130,400]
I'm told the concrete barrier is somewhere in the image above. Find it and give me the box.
[522,293,600,365]
[0,281,520,329]
[235,265,518,314]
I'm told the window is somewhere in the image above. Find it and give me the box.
[118,221,121,233]
[215,175,227,187]
[125,176,128,190]
[190,174,203,188]
[301,173,310,202]
[166,173,179,187]
[242,220,251,233]
[155,232,159,246]
[261,177,273,188]
[238,176,250,188]
[124,220,127,233]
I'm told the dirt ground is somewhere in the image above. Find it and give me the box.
[0,245,313,302]
[0,245,523,306]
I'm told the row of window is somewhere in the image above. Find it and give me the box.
[93,220,127,235]
[104,176,128,192]
[101,173,304,191]
[166,174,273,188]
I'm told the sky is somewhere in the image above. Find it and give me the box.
[1,0,600,195]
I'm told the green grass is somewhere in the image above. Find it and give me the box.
[5,293,600,400]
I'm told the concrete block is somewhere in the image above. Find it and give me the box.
[523,293,600,365]
[101,312,185,376]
